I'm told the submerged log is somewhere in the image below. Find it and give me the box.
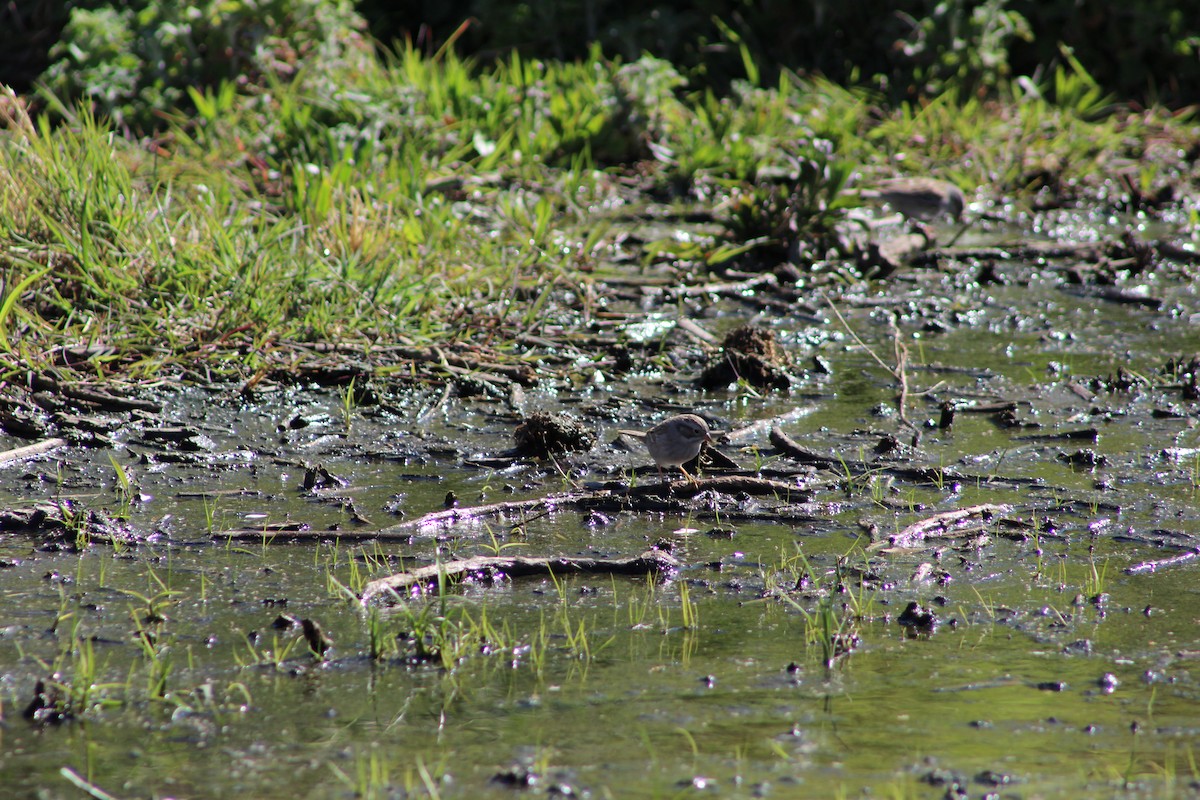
[361,549,680,605]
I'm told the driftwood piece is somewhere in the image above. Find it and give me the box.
[361,549,680,605]
[869,503,1014,552]
[0,437,67,465]
[1124,548,1200,575]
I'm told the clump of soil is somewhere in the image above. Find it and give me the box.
[514,412,595,457]
[699,324,790,390]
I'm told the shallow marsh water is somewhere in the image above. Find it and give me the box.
[3,238,1200,798]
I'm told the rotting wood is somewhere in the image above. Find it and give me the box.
[360,548,680,605]
[868,503,1014,551]
[0,437,67,466]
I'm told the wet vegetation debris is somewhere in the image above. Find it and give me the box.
[301,618,333,657]
[897,601,939,634]
[1058,449,1108,469]
[22,677,72,726]
[513,411,596,457]
[700,324,792,391]
[302,464,348,491]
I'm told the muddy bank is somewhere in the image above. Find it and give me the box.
[2,220,1200,799]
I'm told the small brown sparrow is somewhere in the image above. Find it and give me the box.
[862,177,965,222]
[620,413,714,484]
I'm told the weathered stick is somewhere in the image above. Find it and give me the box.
[361,549,680,605]
[214,476,813,543]
[0,437,67,466]
[722,408,816,445]
[769,427,842,469]
[627,475,805,498]
[675,317,719,346]
[1124,548,1200,575]
[869,503,1014,551]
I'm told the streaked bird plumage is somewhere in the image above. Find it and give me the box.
[620,413,714,483]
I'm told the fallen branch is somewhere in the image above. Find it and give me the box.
[683,273,778,298]
[675,317,719,346]
[361,549,680,605]
[215,476,815,543]
[0,437,67,466]
[1124,548,1200,575]
[769,427,842,469]
[627,475,807,499]
[869,503,1014,551]
[723,407,816,445]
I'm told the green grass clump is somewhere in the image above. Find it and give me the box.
[2,39,1195,387]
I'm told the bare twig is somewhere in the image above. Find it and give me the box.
[822,296,942,435]
[0,437,67,466]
